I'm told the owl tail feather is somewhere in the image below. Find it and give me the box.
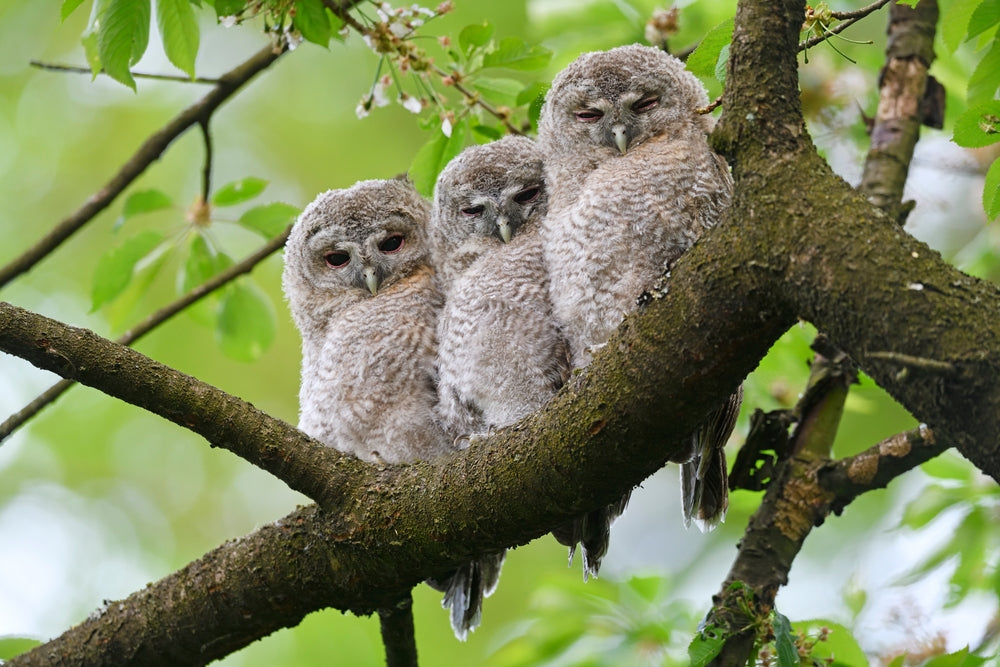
[426,550,506,641]
[681,386,743,532]
[550,491,631,581]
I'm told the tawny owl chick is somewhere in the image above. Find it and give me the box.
[537,45,741,564]
[282,178,452,464]
[432,135,567,437]
[427,135,569,639]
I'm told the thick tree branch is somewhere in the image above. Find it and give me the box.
[714,0,1000,481]
[0,227,290,443]
[3,0,999,662]
[0,300,360,508]
[0,45,285,289]
[705,427,946,666]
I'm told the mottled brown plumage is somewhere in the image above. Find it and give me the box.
[428,135,569,639]
[538,44,741,577]
[282,178,452,465]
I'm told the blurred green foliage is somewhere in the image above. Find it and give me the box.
[0,1,998,666]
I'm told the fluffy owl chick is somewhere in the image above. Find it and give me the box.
[427,135,569,639]
[282,178,452,464]
[432,135,567,436]
[537,45,741,563]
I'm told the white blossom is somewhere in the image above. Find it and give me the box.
[283,28,303,50]
[372,81,390,108]
[356,99,371,119]
[441,117,453,137]
[220,15,237,28]
[400,94,422,114]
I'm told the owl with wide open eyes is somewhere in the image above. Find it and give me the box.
[427,134,571,639]
[537,44,743,577]
[282,178,452,466]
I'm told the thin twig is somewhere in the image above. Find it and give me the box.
[831,0,894,21]
[0,45,286,290]
[798,0,893,52]
[0,227,291,444]
[867,351,956,374]
[199,119,213,203]
[322,0,524,135]
[433,65,523,135]
[30,60,223,84]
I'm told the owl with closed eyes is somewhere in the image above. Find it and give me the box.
[431,135,567,437]
[282,177,452,465]
[427,134,570,638]
[537,45,742,571]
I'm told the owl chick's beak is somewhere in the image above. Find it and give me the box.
[612,123,629,154]
[363,266,380,296]
[496,216,512,243]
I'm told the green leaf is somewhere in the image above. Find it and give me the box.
[686,18,734,81]
[116,188,173,229]
[688,625,725,667]
[182,233,217,293]
[792,621,868,667]
[237,202,300,238]
[483,37,552,71]
[409,119,468,197]
[774,612,800,666]
[212,177,267,206]
[213,0,243,16]
[922,647,990,667]
[98,0,151,90]
[91,230,164,310]
[967,35,1000,106]
[179,234,232,324]
[518,80,549,131]
[81,0,111,78]
[967,0,1000,41]
[901,484,966,528]
[471,77,522,106]
[0,636,43,660]
[715,44,730,85]
[941,0,983,52]
[459,22,493,52]
[156,0,199,78]
[61,0,88,21]
[217,281,276,362]
[984,154,1000,219]
[82,31,103,78]
[293,0,332,47]
[895,0,919,6]
[922,451,979,481]
[471,124,502,142]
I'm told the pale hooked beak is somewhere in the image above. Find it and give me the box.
[612,123,628,154]
[364,266,379,295]
[497,216,512,243]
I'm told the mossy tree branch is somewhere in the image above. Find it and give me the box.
[714,0,1000,479]
[2,0,998,663]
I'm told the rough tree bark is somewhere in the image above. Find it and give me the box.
[0,0,998,663]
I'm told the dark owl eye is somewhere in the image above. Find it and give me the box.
[461,205,486,217]
[513,186,541,204]
[324,251,350,268]
[633,96,659,113]
[378,234,405,253]
[575,109,603,123]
